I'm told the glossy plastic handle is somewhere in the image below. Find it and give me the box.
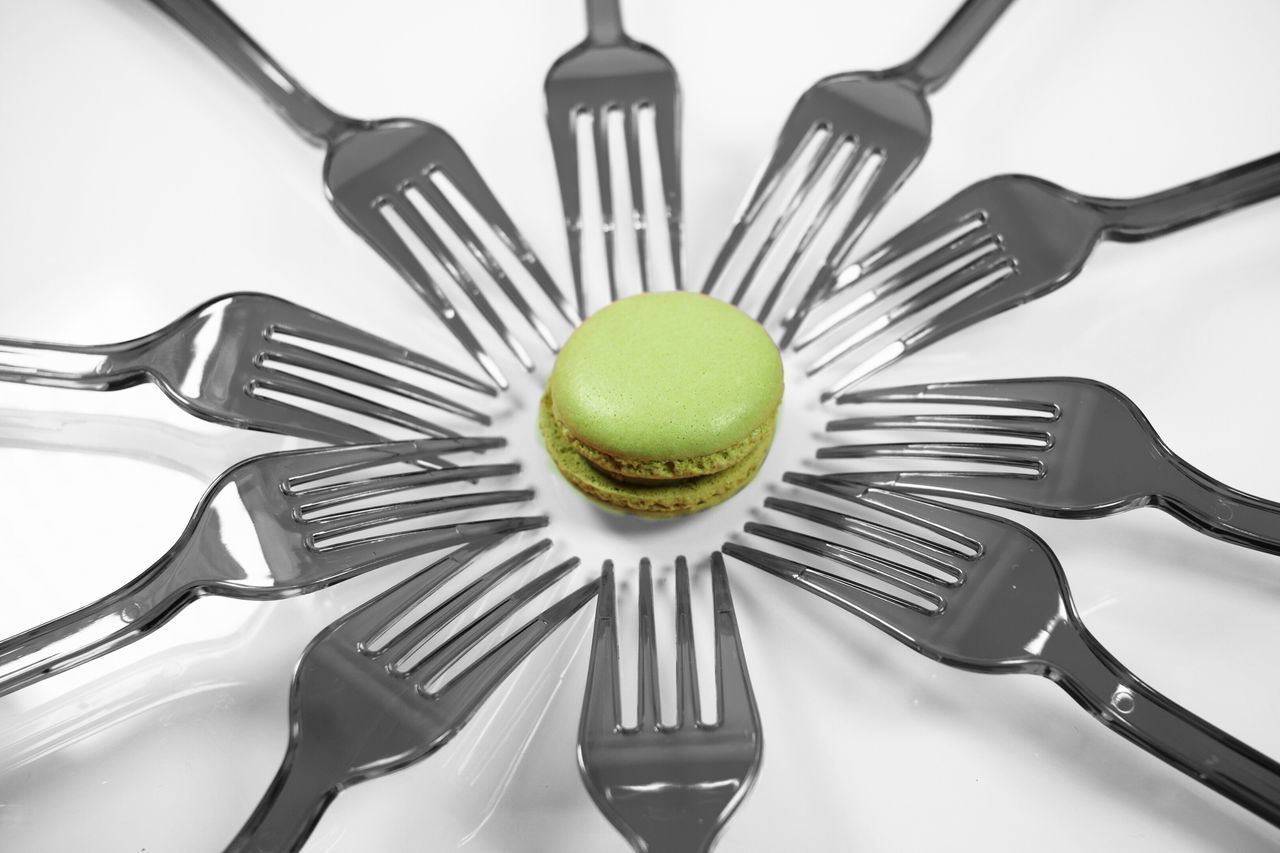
[894,0,1015,93]
[1156,453,1280,555]
[1046,626,1280,826]
[585,0,625,44]
[147,0,350,144]
[1095,151,1280,241]
[0,337,151,391]
[225,742,339,853]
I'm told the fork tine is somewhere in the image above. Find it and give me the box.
[794,222,994,351]
[653,96,683,290]
[251,372,458,437]
[296,462,522,512]
[438,575,599,722]
[581,561,622,734]
[327,516,548,571]
[434,138,580,328]
[280,437,502,489]
[842,487,985,554]
[347,207,507,389]
[672,556,701,728]
[337,539,496,646]
[728,134,842,308]
[757,142,872,324]
[414,178,562,354]
[746,521,956,594]
[816,442,1043,471]
[410,554,583,687]
[826,413,1053,441]
[249,399,385,447]
[702,116,817,296]
[270,300,495,396]
[374,539,556,663]
[265,341,491,425]
[593,108,621,304]
[623,106,651,293]
[306,490,535,542]
[709,552,760,733]
[547,105,588,317]
[722,543,936,639]
[808,251,1013,381]
[836,380,1060,413]
[822,469,1045,509]
[636,559,661,730]
[386,195,535,371]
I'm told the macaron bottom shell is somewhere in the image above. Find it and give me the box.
[539,394,775,517]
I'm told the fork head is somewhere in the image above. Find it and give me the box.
[284,537,599,792]
[794,176,1108,398]
[578,555,762,852]
[324,119,579,387]
[728,481,1075,672]
[701,73,930,326]
[546,32,682,311]
[823,378,1173,516]
[178,437,548,597]
[141,292,496,446]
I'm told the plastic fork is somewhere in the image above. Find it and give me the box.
[578,556,762,853]
[0,292,492,445]
[545,0,683,312]
[820,377,1280,555]
[148,0,578,388]
[0,437,544,698]
[224,538,598,853]
[795,151,1280,397]
[726,486,1280,827]
[701,0,1012,324]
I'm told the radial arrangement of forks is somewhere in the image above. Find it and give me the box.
[3,0,1280,851]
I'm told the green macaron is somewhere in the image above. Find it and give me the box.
[542,291,783,516]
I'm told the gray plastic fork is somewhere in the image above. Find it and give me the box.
[545,0,683,311]
[701,0,1012,324]
[819,377,1280,555]
[794,151,1280,397]
[0,292,492,446]
[0,437,545,699]
[148,0,578,388]
[578,555,762,853]
[224,538,598,853]
[727,485,1280,828]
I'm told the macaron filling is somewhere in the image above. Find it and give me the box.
[541,292,783,517]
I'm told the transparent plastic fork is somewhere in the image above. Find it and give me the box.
[224,538,599,853]
[148,0,578,387]
[821,377,1280,555]
[0,292,494,445]
[578,555,762,853]
[793,151,1280,397]
[701,0,1012,324]
[545,0,683,312]
[727,484,1280,828]
[0,437,545,698]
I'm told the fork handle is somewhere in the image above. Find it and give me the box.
[225,742,339,853]
[893,0,1014,94]
[0,336,154,391]
[584,0,626,44]
[1156,454,1280,556]
[1093,151,1280,241]
[1046,625,1280,827]
[147,0,350,145]
[0,552,194,698]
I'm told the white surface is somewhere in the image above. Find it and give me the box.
[2,0,1280,850]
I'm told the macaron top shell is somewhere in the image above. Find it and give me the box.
[549,292,783,461]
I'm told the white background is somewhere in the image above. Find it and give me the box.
[2,0,1280,850]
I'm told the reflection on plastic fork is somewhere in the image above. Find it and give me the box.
[148,0,578,387]
[797,150,1280,399]
[701,0,1012,325]
[728,485,1280,828]
[545,0,683,314]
